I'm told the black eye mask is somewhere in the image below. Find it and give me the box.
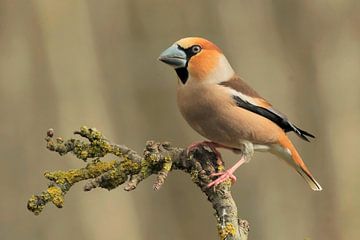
[175,45,202,84]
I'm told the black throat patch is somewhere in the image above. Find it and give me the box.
[175,67,189,84]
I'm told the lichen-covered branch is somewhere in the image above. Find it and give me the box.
[27,127,250,240]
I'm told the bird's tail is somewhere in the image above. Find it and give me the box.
[271,135,322,191]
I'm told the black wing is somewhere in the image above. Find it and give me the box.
[232,95,315,142]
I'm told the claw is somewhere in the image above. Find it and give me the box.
[187,142,249,188]
[207,170,237,187]
[187,141,206,155]
[207,156,247,188]
[187,141,223,164]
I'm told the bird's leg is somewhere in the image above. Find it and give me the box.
[207,141,254,188]
[207,157,247,187]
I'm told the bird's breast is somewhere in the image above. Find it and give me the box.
[177,83,240,146]
[176,83,281,146]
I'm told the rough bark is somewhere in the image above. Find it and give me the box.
[27,127,249,240]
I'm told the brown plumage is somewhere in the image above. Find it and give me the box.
[159,37,322,191]
[219,76,262,98]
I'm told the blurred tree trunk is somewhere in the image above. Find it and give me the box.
[32,1,143,240]
[271,1,340,239]
[0,1,84,240]
[86,0,229,239]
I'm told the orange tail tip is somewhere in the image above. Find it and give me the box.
[273,135,323,191]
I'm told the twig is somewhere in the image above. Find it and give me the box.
[27,127,250,240]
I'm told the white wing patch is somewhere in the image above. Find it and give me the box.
[225,87,259,106]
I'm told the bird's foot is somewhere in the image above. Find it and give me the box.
[187,140,214,153]
[187,141,223,163]
[207,156,247,188]
[207,169,237,188]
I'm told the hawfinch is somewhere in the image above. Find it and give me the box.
[159,37,322,191]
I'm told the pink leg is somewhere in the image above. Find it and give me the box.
[207,156,247,188]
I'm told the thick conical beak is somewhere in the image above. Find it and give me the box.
[158,44,187,68]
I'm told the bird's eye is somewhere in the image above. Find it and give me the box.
[191,45,202,54]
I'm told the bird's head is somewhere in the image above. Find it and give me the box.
[159,37,234,85]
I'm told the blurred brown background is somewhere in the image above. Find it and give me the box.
[0,0,359,239]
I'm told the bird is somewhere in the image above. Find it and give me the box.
[158,37,322,191]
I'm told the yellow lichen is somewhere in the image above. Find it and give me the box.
[149,154,157,162]
[86,160,116,177]
[190,170,199,183]
[119,158,140,173]
[90,129,101,139]
[112,148,124,157]
[27,195,44,215]
[162,156,172,172]
[80,150,88,159]
[218,223,236,240]
[44,160,117,187]
[80,126,88,132]
[47,186,64,208]
[140,160,151,177]
[217,165,225,172]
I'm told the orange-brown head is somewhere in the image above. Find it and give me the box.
[159,37,234,84]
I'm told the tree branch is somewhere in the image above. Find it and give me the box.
[27,127,250,240]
